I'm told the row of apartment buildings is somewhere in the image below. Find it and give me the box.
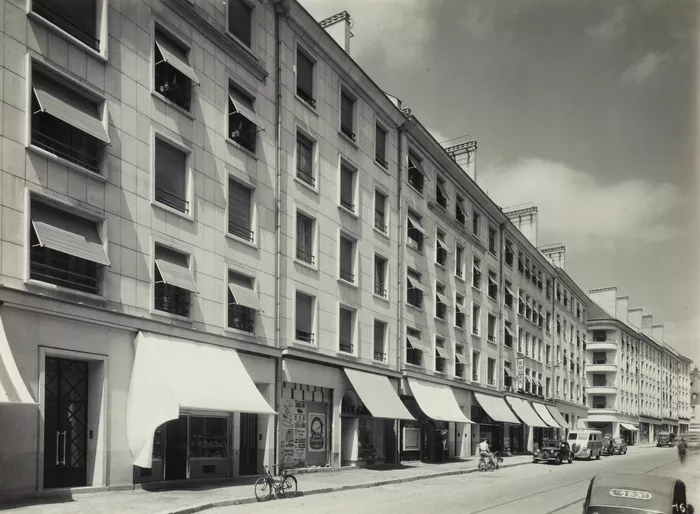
[0,0,691,501]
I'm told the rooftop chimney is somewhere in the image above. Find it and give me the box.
[627,308,643,329]
[443,136,477,181]
[540,244,566,269]
[615,297,629,323]
[503,204,538,247]
[641,315,653,336]
[589,286,617,318]
[320,11,353,55]
[652,324,664,342]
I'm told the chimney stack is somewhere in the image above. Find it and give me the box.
[627,308,643,329]
[641,315,653,336]
[540,244,566,269]
[320,11,353,55]
[589,286,618,318]
[444,136,477,181]
[652,324,664,342]
[503,204,539,247]
[615,297,629,322]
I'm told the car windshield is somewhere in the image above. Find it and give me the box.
[542,440,560,447]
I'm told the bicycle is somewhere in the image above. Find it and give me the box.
[478,451,503,471]
[254,465,298,502]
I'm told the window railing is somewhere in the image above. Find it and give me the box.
[228,304,255,333]
[296,166,315,187]
[30,247,98,294]
[339,269,354,283]
[339,340,354,353]
[340,196,355,212]
[374,282,387,297]
[406,348,422,366]
[155,187,189,213]
[33,0,100,50]
[488,334,496,343]
[435,357,446,373]
[297,87,316,107]
[154,283,190,317]
[407,169,423,191]
[374,211,387,232]
[31,128,99,173]
[375,154,388,167]
[455,363,464,378]
[296,247,315,265]
[228,220,254,242]
[340,124,355,141]
[407,288,423,308]
[374,351,386,361]
[296,329,314,343]
[436,302,446,320]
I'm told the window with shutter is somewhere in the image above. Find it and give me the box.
[227,0,253,47]
[340,91,355,140]
[296,134,314,186]
[340,165,355,212]
[375,123,387,166]
[296,213,314,264]
[296,50,315,106]
[339,237,354,282]
[228,179,253,241]
[155,139,188,213]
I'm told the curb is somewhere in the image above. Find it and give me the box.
[157,460,531,514]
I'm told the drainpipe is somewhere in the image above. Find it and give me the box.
[550,276,558,435]
[497,223,505,448]
[395,121,406,464]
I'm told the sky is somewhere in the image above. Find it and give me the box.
[301,0,700,364]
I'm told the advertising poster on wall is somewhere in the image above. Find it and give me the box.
[516,358,525,391]
[281,398,307,467]
[308,412,326,452]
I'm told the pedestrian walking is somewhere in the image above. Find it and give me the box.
[678,437,687,464]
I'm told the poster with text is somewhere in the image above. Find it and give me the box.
[308,412,326,452]
[516,358,525,391]
[281,398,307,467]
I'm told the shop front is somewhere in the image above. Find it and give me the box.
[619,422,639,445]
[545,404,571,439]
[531,402,565,444]
[505,396,548,453]
[639,417,660,444]
[471,392,520,454]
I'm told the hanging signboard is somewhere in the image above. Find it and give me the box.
[516,358,525,391]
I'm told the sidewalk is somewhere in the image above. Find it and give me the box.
[2,455,533,514]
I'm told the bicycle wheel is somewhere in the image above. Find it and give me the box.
[478,460,487,472]
[254,477,273,502]
[281,474,298,498]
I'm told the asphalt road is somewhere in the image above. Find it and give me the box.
[212,447,700,514]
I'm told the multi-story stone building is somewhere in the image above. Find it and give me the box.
[585,287,693,444]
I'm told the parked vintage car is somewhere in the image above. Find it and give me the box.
[567,430,603,460]
[613,439,628,455]
[583,474,694,514]
[601,435,616,456]
[657,431,674,447]
[532,439,573,465]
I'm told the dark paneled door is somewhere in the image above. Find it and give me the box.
[239,413,258,475]
[43,357,88,489]
[164,416,188,480]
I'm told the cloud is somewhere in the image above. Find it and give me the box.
[586,6,627,42]
[482,158,685,248]
[461,3,495,39]
[664,316,700,362]
[621,52,666,85]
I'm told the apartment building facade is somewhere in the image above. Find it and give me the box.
[585,287,692,444]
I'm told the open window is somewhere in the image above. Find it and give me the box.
[154,245,197,317]
[154,29,199,111]
[407,152,425,192]
[228,271,262,333]
[228,85,263,153]
[155,138,189,213]
[32,0,102,51]
[407,212,426,251]
[227,0,253,48]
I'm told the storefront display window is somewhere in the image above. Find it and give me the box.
[152,426,164,460]
[189,417,228,458]
[358,419,385,460]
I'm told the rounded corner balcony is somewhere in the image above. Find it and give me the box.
[586,360,618,373]
[586,383,618,395]
[586,341,618,351]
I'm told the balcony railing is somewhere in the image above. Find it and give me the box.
[340,269,354,283]
[374,211,387,232]
[296,247,315,265]
[296,166,315,187]
[32,129,99,173]
[374,351,386,361]
[374,282,387,297]
[228,221,254,242]
[296,329,314,343]
[339,340,354,353]
[375,154,388,167]
[340,196,355,212]
[155,187,189,213]
[30,248,98,294]
[228,305,255,333]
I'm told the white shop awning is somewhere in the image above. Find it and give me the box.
[126,331,275,468]
[532,402,562,428]
[408,378,473,423]
[0,316,36,404]
[155,36,200,85]
[473,392,520,424]
[546,405,570,429]
[344,369,414,421]
[620,422,639,432]
[505,396,547,428]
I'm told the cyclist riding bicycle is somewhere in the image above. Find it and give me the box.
[478,438,494,466]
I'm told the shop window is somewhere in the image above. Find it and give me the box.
[435,229,448,266]
[436,176,448,209]
[406,268,424,309]
[339,235,356,283]
[189,417,228,458]
[373,320,387,361]
[296,133,315,186]
[227,0,253,47]
[374,255,387,297]
[340,88,356,141]
[32,0,100,51]
[472,256,482,289]
[295,291,315,343]
[228,178,254,242]
[227,270,261,333]
[375,122,388,167]
[487,314,497,343]
[154,245,197,317]
[338,307,355,354]
[339,162,356,213]
[296,211,315,265]
[407,211,425,251]
[296,47,315,107]
[374,190,388,233]
[228,85,261,153]
[435,283,448,320]
[154,29,198,111]
[155,138,189,213]
[407,152,424,192]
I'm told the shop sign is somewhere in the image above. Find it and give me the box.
[516,358,525,391]
[308,412,326,452]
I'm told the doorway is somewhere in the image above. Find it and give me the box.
[165,416,188,480]
[43,357,88,489]
[239,413,258,475]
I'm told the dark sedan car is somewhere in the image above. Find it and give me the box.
[533,440,573,465]
[613,439,628,455]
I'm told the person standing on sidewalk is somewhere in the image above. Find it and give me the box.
[678,437,688,464]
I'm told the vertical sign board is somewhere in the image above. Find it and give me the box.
[516,358,525,391]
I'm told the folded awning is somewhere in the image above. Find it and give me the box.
[436,235,451,254]
[407,216,427,236]
[532,376,542,387]
[406,334,431,354]
[435,346,449,359]
[473,392,520,424]
[408,155,426,175]
[488,275,497,288]
[408,378,472,423]
[33,76,110,144]
[155,37,200,85]
[456,302,466,314]
[32,203,110,266]
[436,292,450,306]
[525,375,532,384]
[505,283,515,297]
[0,316,36,404]
[506,397,547,428]
[620,422,639,432]
[228,277,262,311]
[155,250,198,293]
[344,369,414,421]
[406,276,426,294]
[455,353,467,364]
[504,324,514,336]
[127,331,275,468]
[229,87,263,130]
[547,405,570,429]
[503,367,513,377]
[473,265,481,275]
[532,402,562,428]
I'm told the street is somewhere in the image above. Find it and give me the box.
[213,447,700,514]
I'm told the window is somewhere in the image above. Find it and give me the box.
[546,311,552,333]
[407,152,425,192]
[435,229,448,266]
[296,48,315,107]
[154,245,197,317]
[472,303,481,335]
[455,344,466,378]
[374,320,387,361]
[228,179,253,242]
[455,293,466,328]
[375,122,388,167]
[518,328,524,353]
[228,85,262,153]
[487,358,496,386]
[505,240,514,267]
[29,200,109,294]
[435,283,448,320]
[374,190,388,233]
[592,330,607,342]
[340,88,356,140]
[155,138,189,213]
[504,280,514,308]
[374,255,388,297]
[556,314,561,335]
[472,256,482,289]
[227,0,253,46]
[32,0,100,50]
[435,337,447,373]
[406,268,424,308]
[525,368,531,393]
[538,373,544,396]
[295,292,315,343]
[518,290,525,316]
[406,328,423,366]
[30,69,109,174]
[472,210,480,236]
[296,212,315,265]
[488,270,498,299]
[339,235,355,283]
[455,246,465,278]
[296,132,315,187]
[407,211,426,251]
[436,177,448,209]
[504,361,513,389]
[518,252,525,274]
[154,29,199,111]
[339,307,355,353]
[546,278,552,299]
[525,259,531,280]
[339,162,356,212]
[472,351,480,381]
[228,271,262,333]
[537,272,543,290]
[487,314,497,343]
[488,226,497,254]
[546,344,552,364]
[455,195,466,225]
[525,333,531,356]
[546,377,551,397]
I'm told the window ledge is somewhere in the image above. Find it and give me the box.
[435,262,446,270]
[488,250,497,258]
[471,285,482,293]
[27,145,108,183]
[24,279,106,303]
[406,183,424,197]
[294,258,319,272]
[338,349,357,357]
[406,243,424,255]
[152,201,194,222]
[294,176,319,195]
[150,309,193,323]
[455,273,465,282]
[373,293,389,304]
[152,92,195,120]
[405,303,423,313]
[471,332,481,338]
[226,137,258,160]
[338,205,359,219]
[224,326,258,341]
[293,338,317,348]
[372,357,390,365]
[487,295,498,302]
[373,226,390,240]
[28,11,107,62]
[225,232,258,249]
[338,131,359,149]
[225,30,257,59]
[487,338,498,346]
[454,324,465,331]
[434,316,447,324]
[404,362,424,370]
[338,278,358,289]
[294,94,319,115]
[375,160,389,174]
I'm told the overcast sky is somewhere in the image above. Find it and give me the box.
[301,0,699,364]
